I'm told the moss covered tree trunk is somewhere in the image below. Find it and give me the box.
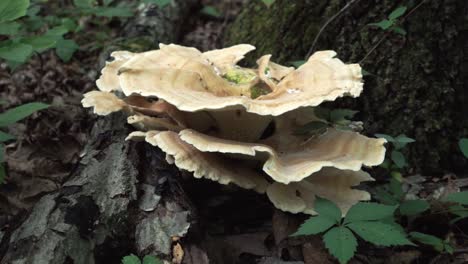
[224,0,468,174]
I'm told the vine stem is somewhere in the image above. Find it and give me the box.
[305,0,360,58]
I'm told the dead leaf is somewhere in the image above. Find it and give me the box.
[172,243,184,264]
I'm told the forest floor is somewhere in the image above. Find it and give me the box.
[1,0,468,264]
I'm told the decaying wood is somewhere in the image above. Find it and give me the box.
[1,1,198,263]
[2,112,193,263]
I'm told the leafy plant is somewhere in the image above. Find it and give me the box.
[0,102,49,183]
[143,0,171,8]
[375,133,415,169]
[289,60,306,68]
[261,0,275,7]
[292,198,413,264]
[368,6,407,35]
[72,0,134,18]
[200,5,222,18]
[459,138,468,158]
[0,0,34,67]
[443,191,468,223]
[0,0,162,68]
[361,68,371,76]
[374,177,430,215]
[122,254,163,264]
[399,199,430,216]
[410,232,454,254]
[0,0,77,66]
[443,139,468,222]
[294,107,360,136]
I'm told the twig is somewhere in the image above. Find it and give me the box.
[305,0,360,58]
[454,248,468,254]
[359,32,390,64]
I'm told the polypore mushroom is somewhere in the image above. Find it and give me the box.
[266,168,374,215]
[82,43,386,215]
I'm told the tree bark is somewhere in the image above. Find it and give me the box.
[1,1,198,263]
[224,0,468,174]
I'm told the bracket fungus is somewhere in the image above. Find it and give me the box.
[82,43,386,215]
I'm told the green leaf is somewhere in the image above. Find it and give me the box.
[293,121,328,135]
[391,26,407,35]
[142,255,163,264]
[409,232,444,252]
[61,18,78,32]
[399,199,429,216]
[93,7,133,17]
[250,85,270,99]
[0,163,5,184]
[0,131,15,142]
[315,197,342,223]
[444,243,454,254]
[393,134,414,149]
[334,124,353,131]
[55,38,79,62]
[200,6,221,18]
[6,60,22,70]
[0,102,49,127]
[391,150,406,168]
[448,204,468,219]
[375,133,395,142]
[0,21,21,35]
[380,217,406,234]
[323,226,357,264]
[291,215,336,236]
[0,144,4,162]
[389,177,404,200]
[261,0,275,7]
[330,109,358,123]
[394,134,415,144]
[313,107,331,120]
[369,19,393,30]
[374,185,400,205]
[347,221,413,246]
[451,215,468,224]
[122,254,141,264]
[379,159,390,169]
[143,0,171,8]
[459,138,468,158]
[0,144,4,185]
[0,42,33,63]
[344,202,397,224]
[361,69,371,76]
[388,6,407,20]
[0,0,30,22]
[27,5,40,16]
[21,35,57,52]
[290,60,306,68]
[46,25,69,37]
[73,0,94,8]
[390,171,403,182]
[443,191,468,205]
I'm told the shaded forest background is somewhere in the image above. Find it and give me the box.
[0,0,467,263]
[224,0,468,175]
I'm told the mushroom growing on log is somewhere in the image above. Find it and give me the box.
[82,43,386,215]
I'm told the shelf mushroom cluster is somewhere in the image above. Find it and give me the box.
[82,44,386,215]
